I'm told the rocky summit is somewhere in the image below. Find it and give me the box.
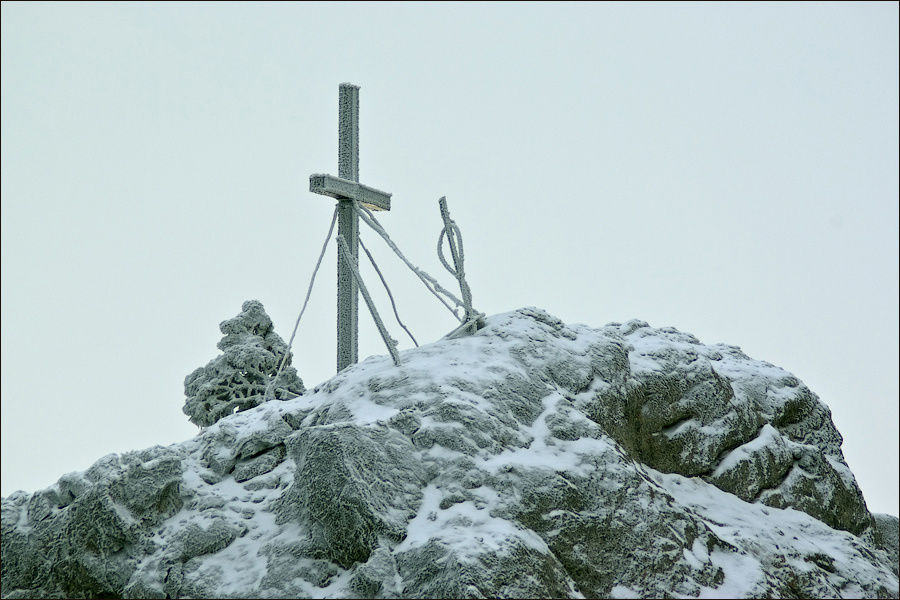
[2,308,898,598]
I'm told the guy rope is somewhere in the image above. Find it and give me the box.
[265,193,482,399]
[266,83,482,400]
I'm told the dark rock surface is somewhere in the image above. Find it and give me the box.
[3,308,897,598]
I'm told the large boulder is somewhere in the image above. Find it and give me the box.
[2,308,897,598]
[1,446,184,598]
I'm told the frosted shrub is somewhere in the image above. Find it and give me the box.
[183,300,304,427]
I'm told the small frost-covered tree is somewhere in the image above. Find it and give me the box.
[183,300,305,427]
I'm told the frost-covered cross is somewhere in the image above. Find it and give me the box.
[309,83,392,373]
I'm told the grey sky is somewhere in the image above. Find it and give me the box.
[2,2,897,515]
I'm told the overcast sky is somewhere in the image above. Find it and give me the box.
[2,2,897,515]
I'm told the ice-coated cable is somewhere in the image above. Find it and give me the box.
[265,205,339,401]
[437,196,476,330]
[336,234,401,366]
[359,234,419,347]
[353,200,465,321]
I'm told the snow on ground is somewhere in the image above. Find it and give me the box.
[4,308,896,598]
[650,469,897,596]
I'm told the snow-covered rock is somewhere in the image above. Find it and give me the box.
[2,308,897,598]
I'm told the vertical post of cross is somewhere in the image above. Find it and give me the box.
[336,83,360,372]
[311,83,391,372]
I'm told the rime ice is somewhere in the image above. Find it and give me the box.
[182,300,304,427]
[2,308,897,598]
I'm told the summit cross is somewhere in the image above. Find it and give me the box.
[309,83,393,373]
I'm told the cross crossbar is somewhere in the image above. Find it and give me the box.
[309,173,391,211]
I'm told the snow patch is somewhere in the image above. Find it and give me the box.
[398,484,549,557]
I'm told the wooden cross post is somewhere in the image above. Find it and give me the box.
[309,83,392,373]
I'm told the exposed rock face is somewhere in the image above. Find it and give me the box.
[875,514,900,576]
[2,308,897,598]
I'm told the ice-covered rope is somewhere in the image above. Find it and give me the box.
[359,234,419,347]
[264,205,338,401]
[442,310,486,340]
[336,234,401,366]
[437,196,476,328]
[353,200,465,322]
[437,219,464,277]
